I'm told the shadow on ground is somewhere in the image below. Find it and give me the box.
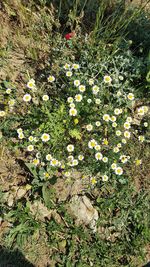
[143,263,150,267]
[0,246,34,267]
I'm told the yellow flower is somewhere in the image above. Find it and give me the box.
[33,158,40,166]
[90,177,97,185]
[103,138,108,145]
[44,172,50,178]
[41,133,50,142]
[135,159,142,166]
[74,118,79,124]
[47,75,55,82]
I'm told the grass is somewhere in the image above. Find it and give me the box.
[0,1,150,267]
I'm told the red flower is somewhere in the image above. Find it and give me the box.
[64,32,75,40]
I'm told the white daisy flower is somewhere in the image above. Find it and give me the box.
[8,99,15,106]
[79,85,86,92]
[70,103,75,108]
[95,98,101,104]
[28,136,34,142]
[42,95,49,101]
[87,98,92,103]
[86,124,93,131]
[102,157,108,163]
[74,80,80,87]
[103,114,110,122]
[50,158,58,166]
[67,144,74,152]
[116,130,122,136]
[23,94,31,102]
[63,63,70,70]
[138,135,145,142]
[46,154,52,161]
[78,155,84,161]
[103,75,112,84]
[127,93,134,101]
[144,122,148,127]
[67,97,74,103]
[95,121,101,127]
[48,75,55,82]
[6,88,12,94]
[115,167,123,175]
[32,159,40,166]
[95,145,101,151]
[88,79,94,85]
[27,79,36,90]
[95,152,103,160]
[69,108,77,116]
[18,133,25,139]
[111,163,117,170]
[75,94,82,102]
[124,122,131,129]
[41,133,50,142]
[116,90,122,97]
[120,155,128,163]
[111,116,116,122]
[122,138,127,144]
[88,139,97,149]
[0,110,6,117]
[102,174,109,181]
[112,122,117,128]
[27,145,34,152]
[113,147,119,153]
[124,131,131,139]
[92,85,99,95]
[17,128,23,134]
[126,117,132,123]
[114,108,121,115]
[72,64,80,70]
[72,159,78,166]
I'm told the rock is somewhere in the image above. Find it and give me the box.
[69,195,99,232]
[29,201,52,221]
